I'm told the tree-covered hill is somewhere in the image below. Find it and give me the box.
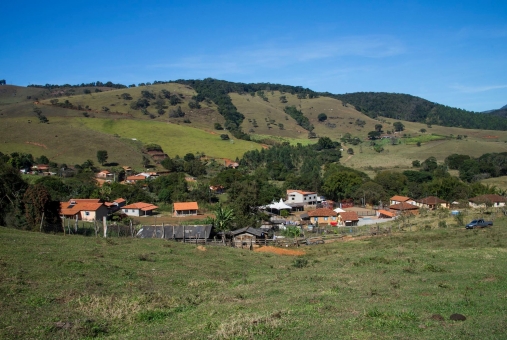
[328,92,507,130]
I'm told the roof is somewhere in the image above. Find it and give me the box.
[126,175,147,181]
[338,211,359,221]
[308,208,337,217]
[174,202,199,211]
[469,194,506,203]
[137,225,212,239]
[98,170,111,174]
[114,198,126,204]
[416,196,447,204]
[287,189,316,195]
[122,202,158,211]
[378,209,396,217]
[390,195,412,202]
[389,202,419,210]
[60,200,105,216]
[230,227,264,237]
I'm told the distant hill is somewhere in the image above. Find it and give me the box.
[327,92,507,131]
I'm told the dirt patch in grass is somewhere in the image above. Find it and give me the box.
[254,246,305,256]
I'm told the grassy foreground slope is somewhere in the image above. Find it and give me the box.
[1,220,506,339]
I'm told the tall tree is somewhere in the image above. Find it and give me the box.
[23,184,61,232]
[96,150,108,165]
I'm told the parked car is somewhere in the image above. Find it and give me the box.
[465,219,493,229]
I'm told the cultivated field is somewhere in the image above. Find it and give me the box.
[1,209,506,339]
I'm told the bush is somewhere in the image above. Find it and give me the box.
[220,134,230,140]
[292,258,308,268]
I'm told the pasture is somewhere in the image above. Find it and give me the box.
[1,209,506,339]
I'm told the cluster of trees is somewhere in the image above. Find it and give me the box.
[332,92,507,131]
[0,79,6,85]
[284,106,314,132]
[445,152,507,183]
[28,81,127,89]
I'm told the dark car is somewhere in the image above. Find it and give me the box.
[465,219,493,229]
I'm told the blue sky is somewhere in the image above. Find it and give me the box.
[1,0,506,111]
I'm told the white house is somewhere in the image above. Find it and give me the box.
[122,202,158,216]
[469,194,506,208]
[285,189,318,206]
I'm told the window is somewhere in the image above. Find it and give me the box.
[324,217,328,221]
[85,211,90,216]
[132,209,135,213]
[314,217,318,222]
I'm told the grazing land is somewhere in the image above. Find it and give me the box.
[1,210,506,339]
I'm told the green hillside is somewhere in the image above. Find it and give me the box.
[331,92,507,130]
[2,80,507,171]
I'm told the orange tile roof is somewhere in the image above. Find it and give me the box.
[122,202,158,211]
[378,209,396,217]
[338,211,359,221]
[287,189,316,195]
[60,200,105,215]
[115,198,126,204]
[308,208,337,217]
[390,195,412,202]
[126,175,147,181]
[174,202,199,211]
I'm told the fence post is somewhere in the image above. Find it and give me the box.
[103,216,107,238]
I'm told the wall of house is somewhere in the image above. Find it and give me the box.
[310,216,337,225]
[123,208,141,217]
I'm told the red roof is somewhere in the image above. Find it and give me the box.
[378,209,396,218]
[60,199,105,216]
[174,202,199,211]
[416,196,446,204]
[469,194,506,203]
[308,208,337,217]
[122,202,158,211]
[287,189,316,195]
[126,175,147,181]
[390,195,411,202]
[338,211,359,221]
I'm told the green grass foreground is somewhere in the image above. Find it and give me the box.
[1,224,506,339]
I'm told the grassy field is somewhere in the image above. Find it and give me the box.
[1,209,507,339]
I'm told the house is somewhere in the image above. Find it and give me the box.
[173,202,199,216]
[32,164,49,173]
[286,189,318,206]
[390,195,416,206]
[125,174,148,184]
[122,166,133,176]
[96,170,113,179]
[105,198,126,212]
[389,202,419,215]
[230,227,266,248]
[60,199,109,222]
[307,208,338,225]
[121,202,158,216]
[136,225,213,241]
[224,159,239,168]
[337,211,360,226]
[146,150,168,163]
[414,196,447,210]
[469,194,506,208]
[210,185,225,194]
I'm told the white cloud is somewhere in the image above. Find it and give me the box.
[450,84,507,93]
[147,35,404,74]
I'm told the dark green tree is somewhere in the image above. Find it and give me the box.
[23,183,61,232]
[318,113,328,122]
[96,150,108,165]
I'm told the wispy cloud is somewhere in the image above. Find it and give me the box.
[148,35,404,74]
[450,84,507,93]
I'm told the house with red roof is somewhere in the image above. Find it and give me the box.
[390,195,416,206]
[307,208,338,225]
[414,196,447,210]
[60,199,109,222]
[104,198,127,213]
[469,194,506,208]
[121,202,158,216]
[173,202,199,216]
[125,174,148,184]
[286,189,318,206]
[337,211,360,226]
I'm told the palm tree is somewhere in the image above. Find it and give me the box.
[212,204,235,239]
